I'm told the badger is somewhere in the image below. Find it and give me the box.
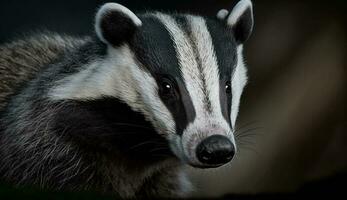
[0,0,253,198]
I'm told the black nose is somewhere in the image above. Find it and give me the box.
[196,135,235,166]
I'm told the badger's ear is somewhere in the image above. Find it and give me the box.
[218,0,253,44]
[95,3,142,46]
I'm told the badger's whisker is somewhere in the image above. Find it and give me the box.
[235,132,263,141]
[235,126,265,137]
[234,120,260,132]
[235,123,263,133]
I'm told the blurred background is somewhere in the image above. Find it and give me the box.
[0,0,346,198]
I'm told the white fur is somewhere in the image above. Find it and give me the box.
[227,0,253,26]
[216,9,229,20]
[230,46,248,128]
[95,3,142,44]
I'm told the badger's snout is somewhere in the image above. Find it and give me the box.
[196,135,235,166]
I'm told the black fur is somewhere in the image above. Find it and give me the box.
[54,97,173,162]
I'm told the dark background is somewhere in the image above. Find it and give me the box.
[0,0,346,198]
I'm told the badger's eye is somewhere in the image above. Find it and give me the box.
[159,79,175,98]
[225,81,231,94]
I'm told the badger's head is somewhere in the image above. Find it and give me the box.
[50,0,253,168]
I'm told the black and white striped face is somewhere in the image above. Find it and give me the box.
[50,0,253,168]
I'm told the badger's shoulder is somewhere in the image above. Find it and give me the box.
[0,34,87,110]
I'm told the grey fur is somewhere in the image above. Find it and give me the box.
[0,34,190,198]
[0,34,85,110]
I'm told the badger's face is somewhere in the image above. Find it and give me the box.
[50,0,253,168]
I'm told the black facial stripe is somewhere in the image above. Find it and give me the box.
[170,79,196,135]
[130,15,182,76]
[219,79,232,128]
[174,15,213,114]
[205,18,238,126]
[129,15,195,135]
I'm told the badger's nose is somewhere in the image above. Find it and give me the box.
[196,135,235,166]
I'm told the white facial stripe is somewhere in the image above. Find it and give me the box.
[186,16,225,119]
[231,46,248,127]
[48,44,175,136]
